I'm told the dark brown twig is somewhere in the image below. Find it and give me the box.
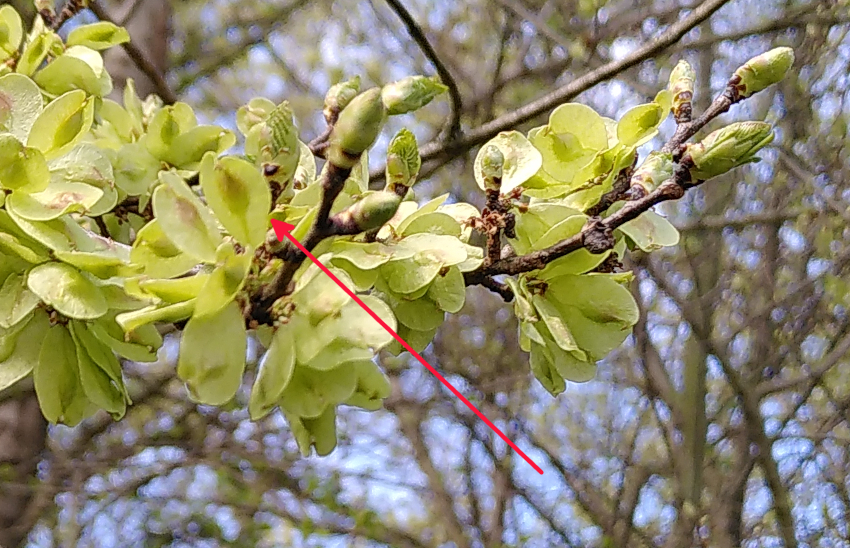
[307,124,334,157]
[258,162,352,305]
[663,82,739,153]
[381,0,463,139]
[46,0,87,30]
[464,162,693,286]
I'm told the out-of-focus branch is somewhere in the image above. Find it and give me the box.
[397,408,472,548]
[89,1,178,103]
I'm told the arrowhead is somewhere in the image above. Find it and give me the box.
[270,219,295,241]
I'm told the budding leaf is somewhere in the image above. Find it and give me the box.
[733,47,794,98]
[385,128,420,194]
[336,191,402,233]
[631,151,674,194]
[236,97,276,136]
[381,75,447,115]
[685,121,774,180]
[668,60,695,117]
[328,87,387,168]
[323,75,361,122]
[474,131,541,193]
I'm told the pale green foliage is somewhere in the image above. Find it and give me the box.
[685,121,774,179]
[0,6,789,457]
[733,47,795,98]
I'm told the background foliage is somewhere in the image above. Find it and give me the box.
[1,0,849,547]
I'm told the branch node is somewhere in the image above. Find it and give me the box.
[583,217,616,254]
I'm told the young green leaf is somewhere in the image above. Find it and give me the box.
[27,262,108,320]
[0,272,40,328]
[152,171,222,264]
[27,90,95,159]
[199,153,271,247]
[473,131,542,193]
[248,322,296,420]
[0,133,49,193]
[34,324,91,425]
[177,301,247,405]
[0,309,49,392]
[66,21,130,50]
[0,73,43,141]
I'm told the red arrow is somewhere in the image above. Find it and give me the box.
[270,220,543,474]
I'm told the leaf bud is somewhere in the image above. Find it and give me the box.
[236,97,276,136]
[732,47,794,98]
[385,128,420,197]
[381,75,448,115]
[684,121,773,180]
[479,144,504,192]
[332,191,402,234]
[243,102,300,185]
[323,75,361,123]
[668,60,695,121]
[631,151,674,194]
[327,87,387,169]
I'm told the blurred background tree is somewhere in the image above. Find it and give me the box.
[1,0,849,546]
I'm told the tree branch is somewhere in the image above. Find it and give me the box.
[259,162,352,305]
[89,1,178,104]
[371,0,733,182]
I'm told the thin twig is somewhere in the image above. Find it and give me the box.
[465,167,690,285]
[465,72,747,290]
[382,0,463,139]
[258,162,352,306]
[47,0,87,30]
[370,0,733,181]
[89,1,178,104]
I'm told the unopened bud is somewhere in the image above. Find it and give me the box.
[245,101,300,184]
[732,47,794,99]
[381,76,447,115]
[479,144,504,192]
[332,191,402,234]
[236,97,276,136]
[631,151,674,193]
[684,121,773,180]
[385,128,420,197]
[327,87,387,169]
[323,75,361,123]
[668,60,695,121]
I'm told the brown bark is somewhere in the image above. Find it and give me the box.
[0,393,47,548]
[102,0,173,99]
